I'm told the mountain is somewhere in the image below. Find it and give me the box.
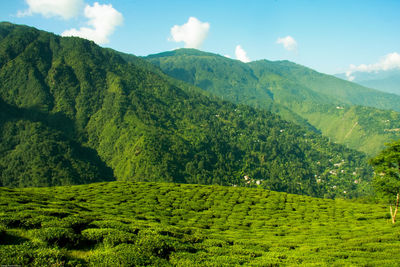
[146,49,400,155]
[0,98,114,187]
[0,22,371,197]
[0,181,397,265]
[336,69,400,95]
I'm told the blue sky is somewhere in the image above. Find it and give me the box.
[1,0,399,75]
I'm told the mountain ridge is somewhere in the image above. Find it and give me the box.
[146,48,400,155]
[0,22,371,197]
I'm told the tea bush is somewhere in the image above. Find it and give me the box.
[1,181,400,265]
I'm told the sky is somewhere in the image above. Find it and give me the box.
[0,0,399,76]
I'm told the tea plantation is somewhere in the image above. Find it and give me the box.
[1,181,399,266]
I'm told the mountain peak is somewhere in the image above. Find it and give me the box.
[147,48,227,59]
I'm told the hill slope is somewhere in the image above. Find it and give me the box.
[146,49,400,155]
[0,99,114,187]
[0,22,372,197]
[0,182,398,265]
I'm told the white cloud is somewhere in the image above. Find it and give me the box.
[235,45,250,63]
[346,52,400,80]
[276,36,297,51]
[17,0,84,19]
[346,73,355,82]
[170,17,210,49]
[61,2,123,45]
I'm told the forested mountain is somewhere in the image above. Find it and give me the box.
[146,49,400,155]
[0,99,114,187]
[336,70,400,96]
[0,22,371,197]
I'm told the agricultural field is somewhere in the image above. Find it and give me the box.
[1,181,399,266]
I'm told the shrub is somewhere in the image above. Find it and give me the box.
[41,215,92,233]
[136,230,175,258]
[88,219,133,232]
[81,228,136,247]
[88,244,172,266]
[30,227,78,247]
[31,247,68,266]
[0,243,35,265]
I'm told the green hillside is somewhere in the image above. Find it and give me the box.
[0,99,114,187]
[250,59,400,110]
[1,181,398,266]
[0,22,372,197]
[146,49,400,155]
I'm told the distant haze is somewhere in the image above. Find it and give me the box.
[335,69,400,96]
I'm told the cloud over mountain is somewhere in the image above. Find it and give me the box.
[61,2,123,45]
[170,17,210,49]
[235,45,250,63]
[346,52,400,81]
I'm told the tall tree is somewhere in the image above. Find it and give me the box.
[369,140,400,223]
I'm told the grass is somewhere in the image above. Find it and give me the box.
[0,181,399,266]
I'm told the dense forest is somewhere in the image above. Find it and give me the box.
[146,49,400,155]
[0,22,371,197]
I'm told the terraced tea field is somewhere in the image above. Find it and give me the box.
[1,182,399,266]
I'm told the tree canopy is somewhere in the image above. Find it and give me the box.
[369,140,400,223]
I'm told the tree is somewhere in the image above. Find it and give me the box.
[369,140,400,224]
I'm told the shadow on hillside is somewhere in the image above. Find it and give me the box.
[0,98,115,183]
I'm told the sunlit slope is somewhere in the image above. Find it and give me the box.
[146,49,400,155]
[0,22,371,197]
[249,59,400,110]
[1,182,398,266]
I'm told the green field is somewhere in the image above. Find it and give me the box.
[1,181,399,266]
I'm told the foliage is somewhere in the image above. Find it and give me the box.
[370,140,400,197]
[0,22,372,197]
[81,228,136,247]
[30,227,79,247]
[0,99,114,187]
[0,182,399,265]
[369,140,400,223]
[146,49,400,155]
